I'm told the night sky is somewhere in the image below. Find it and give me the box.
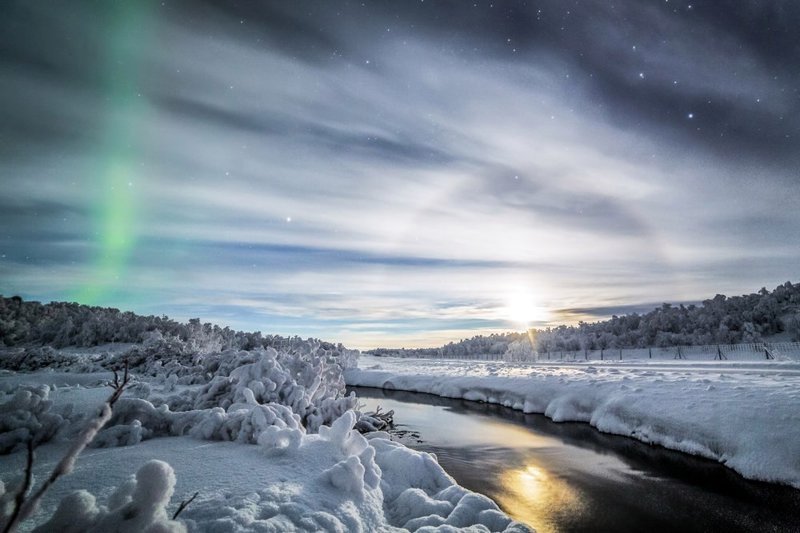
[2,1,799,348]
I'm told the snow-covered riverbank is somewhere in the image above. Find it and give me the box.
[0,346,530,532]
[345,355,800,489]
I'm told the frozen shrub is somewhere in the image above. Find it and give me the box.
[89,419,148,448]
[0,385,65,453]
[31,460,186,533]
[191,347,356,432]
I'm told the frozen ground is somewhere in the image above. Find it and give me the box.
[345,355,800,489]
[0,347,530,532]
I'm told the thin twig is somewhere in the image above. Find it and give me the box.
[3,359,131,533]
[108,360,130,407]
[172,491,199,520]
[2,439,35,533]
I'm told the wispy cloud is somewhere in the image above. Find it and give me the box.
[2,2,798,348]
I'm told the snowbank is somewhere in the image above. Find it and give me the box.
[1,411,530,532]
[346,356,800,489]
[0,344,531,532]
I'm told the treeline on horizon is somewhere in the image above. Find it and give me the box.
[370,282,800,357]
[2,281,799,358]
[0,295,342,354]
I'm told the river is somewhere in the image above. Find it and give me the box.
[350,386,800,533]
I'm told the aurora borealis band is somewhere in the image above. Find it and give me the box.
[71,2,152,305]
[2,1,800,348]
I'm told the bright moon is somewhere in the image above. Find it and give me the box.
[506,292,549,329]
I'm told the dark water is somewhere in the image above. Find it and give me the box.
[350,386,800,533]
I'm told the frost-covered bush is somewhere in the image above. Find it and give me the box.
[0,296,361,372]
[118,336,195,376]
[191,346,356,432]
[0,346,106,374]
[90,419,149,448]
[0,384,65,453]
[188,403,302,444]
[92,344,357,447]
[504,339,536,361]
[0,347,70,372]
[354,407,394,433]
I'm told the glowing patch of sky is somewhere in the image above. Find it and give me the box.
[1,2,799,348]
[70,3,152,305]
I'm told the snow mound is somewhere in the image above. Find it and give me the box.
[175,413,528,532]
[31,460,186,533]
[372,437,526,532]
[317,411,381,494]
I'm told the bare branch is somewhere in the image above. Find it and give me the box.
[108,360,130,407]
[172,491,199,520]
[3,359,132,532]
[2,439,35,533]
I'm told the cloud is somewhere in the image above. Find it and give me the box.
[1,1,799,348]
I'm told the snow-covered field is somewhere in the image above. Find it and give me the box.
[346,355,800,489]
[0,346,529,532]
[4,344,799,532]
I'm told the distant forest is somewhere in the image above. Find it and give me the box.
[370,282,800,357]
[0,296,342,355]
[2,282,799,358]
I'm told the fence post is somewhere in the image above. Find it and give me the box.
[619,349,622,361]
[648,347,652,359]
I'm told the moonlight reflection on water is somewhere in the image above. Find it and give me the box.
[352,386,800,533]
[497,463,585,533]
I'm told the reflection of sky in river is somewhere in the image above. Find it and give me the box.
[357,394,638,532]
[354,388,800,533]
